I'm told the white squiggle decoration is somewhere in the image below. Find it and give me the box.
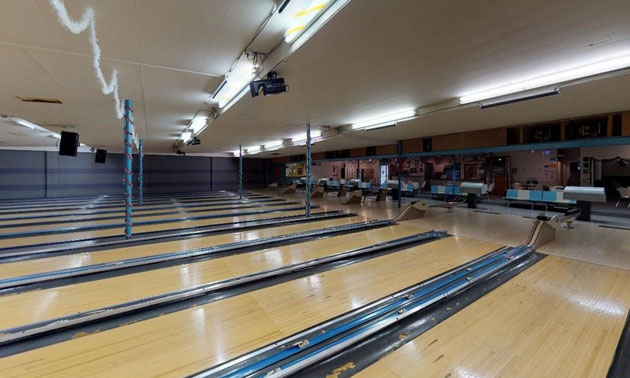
[48,0,126,122]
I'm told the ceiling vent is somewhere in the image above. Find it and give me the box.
[16,96,63,104]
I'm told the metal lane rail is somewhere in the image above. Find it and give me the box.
[0,198,289,222]
[0,205,316,240]
[0,211,350,260]
[0,193,273,214]
[0,231,446,346]
[0,219,396,290]
[0,201,298,229]
[195,245,535,378]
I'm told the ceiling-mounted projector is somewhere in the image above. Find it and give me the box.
[249,71,287,98]
[187,137,201,146]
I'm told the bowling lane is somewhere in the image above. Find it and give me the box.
[0,201,289,227]
[0,204,301,235]
[0,209,325,249]
[0,223,426,330]
[0,194,248,214]
[355,256,630,378]
[0,236,499,377]
[0,215,367,279]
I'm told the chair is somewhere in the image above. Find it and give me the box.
[617,187,630,208]
[419,181,427,193]
[484,182,495,200]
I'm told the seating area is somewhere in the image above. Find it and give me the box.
[430,183,487,198]
[504,189,576,209]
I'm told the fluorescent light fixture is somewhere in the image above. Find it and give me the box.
[180,131,193,143]
[291,130,322,142]
[189,111,210,134]
[459,53,630,105]
[284,0,331,43]
[2,115,65,140]
[13,118,37,129]
[245,146,262,155]
[351,109,417,130]
[290,0,349,52]
[264,140,283,149]
[230,150,241,156]
[221,87,250,113]
[210,54,256,108]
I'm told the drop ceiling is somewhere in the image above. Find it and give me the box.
[1,0,630,155]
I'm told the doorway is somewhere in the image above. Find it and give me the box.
[380,165,389,186]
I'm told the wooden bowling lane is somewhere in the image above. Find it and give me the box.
[0,204,301,235]
[355,256,630,378]
[0,193,246,213]
[0,215,367,279]
[0,209,321,249]
[0,196,282,220]
[0,201,290,227]
[0,236,498,377]
[398,207,535,247]
[537,222,630,271]
[0,223,426,330]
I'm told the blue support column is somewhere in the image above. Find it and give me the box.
[356,160,360,179]
[306,124,312,217]
[397,140,403,209]
[138,138,143,206]
[239,144,243,199]
[123,100,134,239]
[451,155,457,195]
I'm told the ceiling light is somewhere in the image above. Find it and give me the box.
[13,118,37,129]
[180,131,193,143]
[264,140,283,149]
[291,130,322,142]
[189,112,210,134]
[2,115,64,140]
[209,54,256,108]
[289,0,348,52]
[245,146,262,155]
[351,109,417,130]
[284,0,331,43]
[459,53,630,105]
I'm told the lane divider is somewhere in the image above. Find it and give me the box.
[197,245,534,378]
[0,211,350,259]
[0,198,288,222]
[0,230,445,346]
[0,193,272,214]
[0,219,394,290]
[0,205,316,240]
[0,201,298,229]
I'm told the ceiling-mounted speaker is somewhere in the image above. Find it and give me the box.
[95,149,107,164]
[59,131,79,157]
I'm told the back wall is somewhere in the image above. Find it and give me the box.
[0,150,271,200]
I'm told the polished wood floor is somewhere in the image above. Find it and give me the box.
[0,223,425,330]
[356,256,630,378]
[0,190,628,377]
[0,236,496,377]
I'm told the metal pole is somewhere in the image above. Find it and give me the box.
[138,138,143,206]
[357,160,360,179]
[239,144,243,199]
[452,155,457,195]
[306,124,311,217]
[123,100,133,239]
[397,140,403,208]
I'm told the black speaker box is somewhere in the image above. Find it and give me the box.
[59,131,79,157]
[95,149,107,164]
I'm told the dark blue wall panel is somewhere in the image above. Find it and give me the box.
[0,151,270,200]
